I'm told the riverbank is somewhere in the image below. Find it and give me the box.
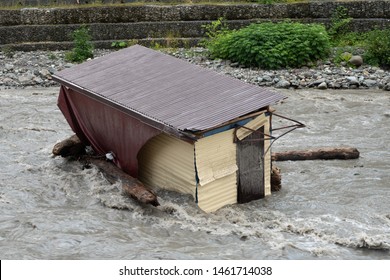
[1,48,390,90]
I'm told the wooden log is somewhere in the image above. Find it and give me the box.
[87,158,160,207]
[52,135,159,207]
[272,146,360,161]
[271,166,282,192]
[52,134,85,157]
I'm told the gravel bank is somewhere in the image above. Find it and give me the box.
[1,48,390,91]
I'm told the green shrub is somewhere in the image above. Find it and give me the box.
[331,31,368,48]
[364,29,390,68]
[205,21,331,69]
[65,26,94,63]
[332,48,353,66]
[111,39,139,49]
[200,17,229,47]
[111,41,128,49]
[328,6,352,43]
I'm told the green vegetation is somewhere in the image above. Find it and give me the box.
[111,39,139,49]
[326,6,390,68]
[201,17,229,43]
[200,4,390,70]
[111,41,128,49]
[364,29,390,68]
[332,48,354,67]
[65,26,94,63]
[150,41,163,50]
[4,2,385,70]
[1,45,15,58]
[48,52,57,60]
[328,6,352,44]
[203,21,331,69]
[163,31,182,49]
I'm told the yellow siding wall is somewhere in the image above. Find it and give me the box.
[197,173,237,212]
[137,113,272,212]
[195,129,238,212]
[236,113,268,141]
[137,133,197,198]
[264,120,271,196]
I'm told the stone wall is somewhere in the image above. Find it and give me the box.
[1,1,389,50]
[0,0,382,6]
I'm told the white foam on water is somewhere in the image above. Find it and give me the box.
[1,88,390,259]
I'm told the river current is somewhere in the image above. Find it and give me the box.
[0,87,389,259]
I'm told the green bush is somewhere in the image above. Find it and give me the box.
[200,17,230,48]
[328,6,352,43]
[364,29,390,68]
[205,21,331,69]
[332,48,354,66]
[111,41,128,49]
[65,26,94,63]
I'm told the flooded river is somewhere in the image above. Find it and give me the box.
[0,87,389,259]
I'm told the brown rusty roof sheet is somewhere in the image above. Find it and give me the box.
[52,45,285,133]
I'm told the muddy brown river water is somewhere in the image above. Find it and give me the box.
[0,87,389,259]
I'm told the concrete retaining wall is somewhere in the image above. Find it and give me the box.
[1,1,389,50]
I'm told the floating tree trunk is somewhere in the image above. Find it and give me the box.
[272,147,360,161]
[87,157,159,207]
[52,134,85,157]
[52,135,159,207]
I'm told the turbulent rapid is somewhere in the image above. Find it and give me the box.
[1,87,389,259]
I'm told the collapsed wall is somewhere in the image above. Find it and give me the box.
[1,1,389,50]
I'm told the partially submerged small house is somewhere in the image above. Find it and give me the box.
[53,45,288,212]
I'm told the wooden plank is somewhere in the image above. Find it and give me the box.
[87,157,159,207]
[52,135,159,207]
[237,127,265,203]
[52,134,85,157]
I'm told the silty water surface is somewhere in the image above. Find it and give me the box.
[0,87,389,259]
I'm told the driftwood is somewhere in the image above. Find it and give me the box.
[52,135,159,207]
[52,134,85,157]
[87,158,159,207]
[271,166,282,192]
[272,146,360,161]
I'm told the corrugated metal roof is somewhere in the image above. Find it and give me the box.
[52,45,285,134]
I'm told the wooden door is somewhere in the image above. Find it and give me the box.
[237,127,265,203]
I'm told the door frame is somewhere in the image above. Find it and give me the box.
[236,126,265,203]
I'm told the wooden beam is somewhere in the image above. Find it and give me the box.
[52,134,85,157]
[87,157,159,207]
[52,135,159,207]
[271,166,282,192]
[272,147,360,161]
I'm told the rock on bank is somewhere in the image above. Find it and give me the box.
[1,48,390,91]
